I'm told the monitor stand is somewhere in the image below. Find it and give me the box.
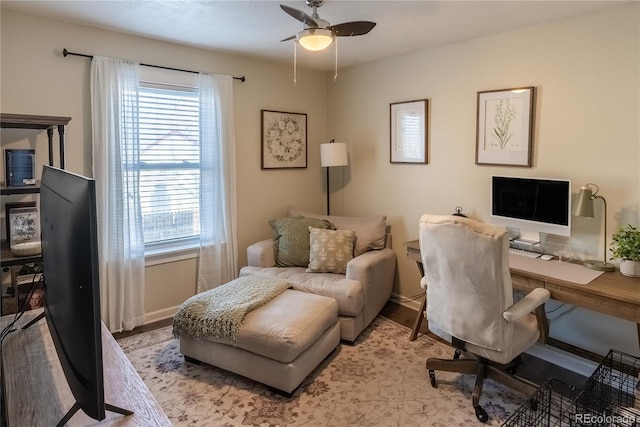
[513,230,540,246]
[57,402,133,427]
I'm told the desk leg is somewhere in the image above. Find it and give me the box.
[409,261,426,341]
[410,297,425,341]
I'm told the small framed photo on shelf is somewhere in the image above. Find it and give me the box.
[476,87,535,167]
[261,110,307,169]
[390,99,428,164]
[4,149,36,186]
[5,201,36,243]
[7,205,41,257]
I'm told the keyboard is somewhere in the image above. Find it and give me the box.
[509,247,542,258]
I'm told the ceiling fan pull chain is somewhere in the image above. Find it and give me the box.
[334,36,338,81]
[294,41,297,86]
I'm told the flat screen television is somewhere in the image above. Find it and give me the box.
[491,175,571,244]
[38,166,131,425]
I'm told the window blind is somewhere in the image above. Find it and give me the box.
[138,84,200,244]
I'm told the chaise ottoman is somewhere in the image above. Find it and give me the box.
[176,288,340,396]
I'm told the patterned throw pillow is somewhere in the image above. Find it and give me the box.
[288,206,387,256]
[306,227,356,274]
[269,217,333,267]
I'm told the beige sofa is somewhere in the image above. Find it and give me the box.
[239,207,397,342]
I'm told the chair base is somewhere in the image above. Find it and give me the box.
[427,350,538,423]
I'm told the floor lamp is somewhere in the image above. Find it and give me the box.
[572,183,615,271]
[320,140,348,215]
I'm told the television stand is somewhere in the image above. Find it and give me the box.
[1,309,170,426]
[21,311,44,329]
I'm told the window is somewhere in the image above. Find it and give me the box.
[138,82,200,247]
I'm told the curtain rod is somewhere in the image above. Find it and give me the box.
[62,48,246,82]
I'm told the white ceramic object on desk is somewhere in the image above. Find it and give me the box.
[619,259,640,277]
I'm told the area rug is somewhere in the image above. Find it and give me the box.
[117,316,526,426]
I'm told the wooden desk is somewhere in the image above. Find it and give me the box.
[1,309,170,426]
[403,240,640,351]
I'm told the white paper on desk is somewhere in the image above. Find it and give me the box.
[509,254,604,285]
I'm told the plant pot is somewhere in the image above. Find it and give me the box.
[619,260,640,277]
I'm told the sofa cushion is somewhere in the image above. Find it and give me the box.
[239,266,364,316]
[288,206,386,256]
[307,227,356,274]
[269,216,333,267]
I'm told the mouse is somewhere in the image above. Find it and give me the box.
[540,254,554,261]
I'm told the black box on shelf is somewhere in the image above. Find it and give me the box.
[4,149,36,187]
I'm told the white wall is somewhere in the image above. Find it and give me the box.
[326,3,639,356]
[2,5,638,357]
[1,10,329,321]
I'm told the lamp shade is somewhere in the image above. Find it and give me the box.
[297,29,334,51]
[320,142,348,167]
[572,185,595,218]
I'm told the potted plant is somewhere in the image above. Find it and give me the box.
[610,224,640,277]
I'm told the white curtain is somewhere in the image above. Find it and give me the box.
[90,56,146,332]
[197,73,238,292]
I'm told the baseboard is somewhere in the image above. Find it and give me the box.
[525,343,598,378]
[144,305,179,324]
[390,292,423,312]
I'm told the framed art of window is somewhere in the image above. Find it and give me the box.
[261,110,307,169]
[390,99,428,164]
[476,87,535,167]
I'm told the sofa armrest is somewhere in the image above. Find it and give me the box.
[247,239,276,268]
[346,248,396,326]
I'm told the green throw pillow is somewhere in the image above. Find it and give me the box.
[269,217,333,267]
[306,227,356,274]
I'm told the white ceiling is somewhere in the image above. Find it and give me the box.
[1,1,628,71]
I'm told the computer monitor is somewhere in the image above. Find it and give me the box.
[491,175,571,244]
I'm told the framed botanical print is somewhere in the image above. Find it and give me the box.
[476,87,535,167]
[261,110,307,169]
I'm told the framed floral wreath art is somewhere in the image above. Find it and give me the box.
[261,110,307,169]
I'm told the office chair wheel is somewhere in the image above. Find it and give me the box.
[428,369,437,387]
[453,350,461,360]
[474,405,488,423]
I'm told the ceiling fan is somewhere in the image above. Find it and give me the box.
[280,0,376,51]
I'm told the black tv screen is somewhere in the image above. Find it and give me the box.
[40,166,105,423]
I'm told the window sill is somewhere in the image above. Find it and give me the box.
[145,242,200,267]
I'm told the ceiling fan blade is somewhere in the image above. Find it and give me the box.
[330,21,376,37]
[280,35,296,42]
[280,4,318,27]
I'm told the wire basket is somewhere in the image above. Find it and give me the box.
[503,350,640,427]
[502,379,583,426]
[577,349,640,427]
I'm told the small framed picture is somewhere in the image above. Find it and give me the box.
[261,110,307,169]
[5,201,36,243]
[390,99,428,164]
[476,87,535,167]
[7,206,40,253]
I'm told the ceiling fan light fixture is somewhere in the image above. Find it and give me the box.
[297,28,334,51]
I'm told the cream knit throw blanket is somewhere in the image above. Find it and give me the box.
[172,276,291,342]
